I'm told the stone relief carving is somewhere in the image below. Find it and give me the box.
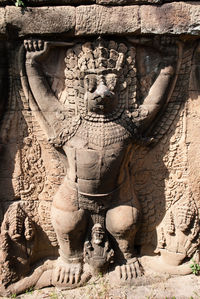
[0,36,199,296]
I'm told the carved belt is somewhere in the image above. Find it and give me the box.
[77,180,132,213]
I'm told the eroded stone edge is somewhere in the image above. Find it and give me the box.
[0,3,199,39]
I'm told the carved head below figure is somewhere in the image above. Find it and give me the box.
[91,223,105,245]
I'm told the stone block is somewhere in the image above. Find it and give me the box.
[5,6,75,37]
[0,0,163,5]
[0,0,95,4]
[141,2,200,35]
[96,0,162,4]
[76,5,140,35]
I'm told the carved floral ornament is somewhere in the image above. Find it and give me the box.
[0,35,199,296]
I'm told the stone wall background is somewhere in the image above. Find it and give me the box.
[0,0,200,293]
[0,0,199,254]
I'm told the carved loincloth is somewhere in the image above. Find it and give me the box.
[77,178,133,213]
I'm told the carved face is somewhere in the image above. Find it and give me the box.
[84,72,118,115]
[92,225,105,245]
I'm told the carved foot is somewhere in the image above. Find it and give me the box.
[109,258,143,285]
[52,258,91,288]
[116,258,144,281]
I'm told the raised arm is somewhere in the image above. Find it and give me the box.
[139,65,174,126]
[128,36,181,132]
[23,40,74,139]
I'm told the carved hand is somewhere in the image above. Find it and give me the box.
[160,65,174,76]
[128,36,178,67]
[24,39,74,63]
[158,36,178,68]
[24,40,50,63]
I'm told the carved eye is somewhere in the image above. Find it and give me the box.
[84,76,89,87]
[106,74,117,91]
[84,75,96,92]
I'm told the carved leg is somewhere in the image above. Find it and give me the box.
[51,183,89,286]
[106,202,143,280]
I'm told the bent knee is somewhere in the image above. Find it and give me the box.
[106,204,140,236]
[51,206,87,235]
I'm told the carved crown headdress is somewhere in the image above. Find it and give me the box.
[62,38,137,119]
[76,37,125,74]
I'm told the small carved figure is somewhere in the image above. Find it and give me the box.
[0,202,35,286]
[84,223,114,273]
[22,37,176,286]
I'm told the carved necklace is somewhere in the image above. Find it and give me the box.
[75,113,135,147]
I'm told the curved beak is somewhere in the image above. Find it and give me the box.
[95,82,114,100]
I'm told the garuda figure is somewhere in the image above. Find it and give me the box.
[4,36,199,296]
[21,37,176,286]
